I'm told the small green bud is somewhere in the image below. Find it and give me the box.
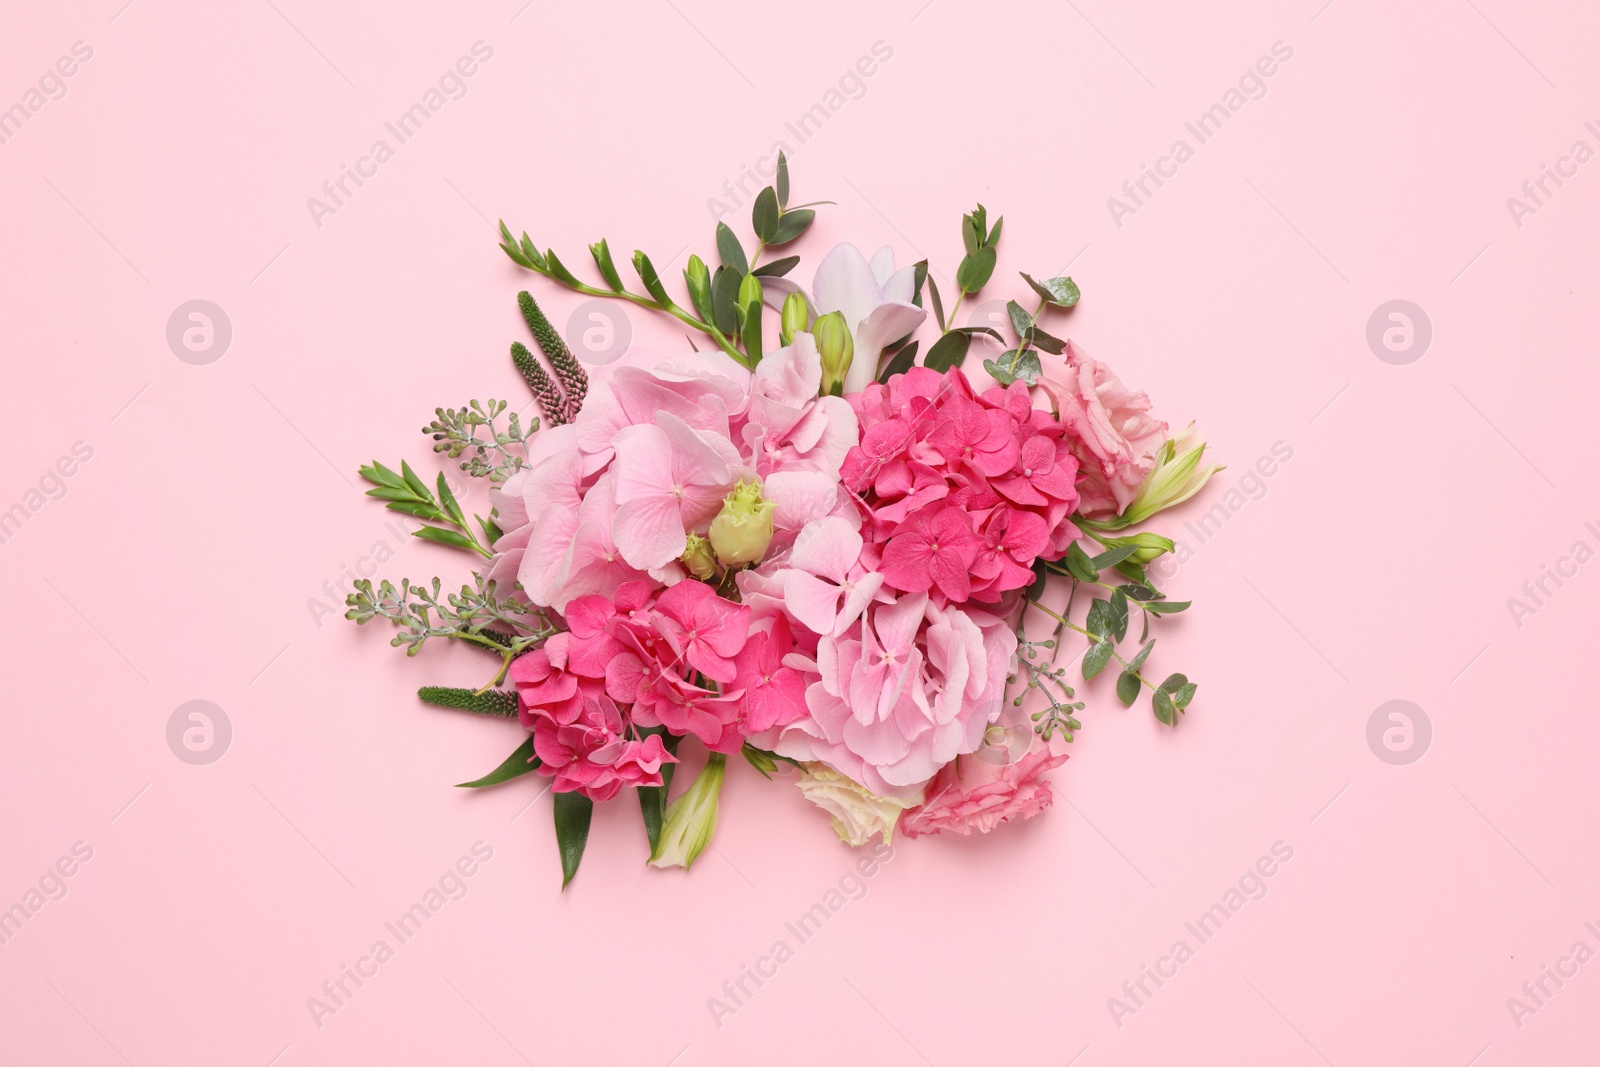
[680,533,717,580]
[812,311,853,396]
[684,254,712,319]
[738,272,763,309]
[779,291,809,347]
[708,478,775,566]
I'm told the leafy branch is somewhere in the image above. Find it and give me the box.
[498,153,822,371]
[359,460,493,558]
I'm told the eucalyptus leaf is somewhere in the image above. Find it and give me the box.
[927,275,946,331]
[1020,272,1081,307]
[716,223,747,275]
[776,152,790,208]
[1006,300,1033,339]
[956,246,997,293]
[1110,588,1129,642]
[1153,689,1175,725]
[752,255,799,278]
[924,331,971,372]
[752,187,780,243]
[1116,671,1141,706]
[1083,640,1114,679]
[1148,600,1191,615]
[1065,540,1099,582]
[771,208,814,245]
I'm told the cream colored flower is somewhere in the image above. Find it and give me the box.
[795,764,923,847]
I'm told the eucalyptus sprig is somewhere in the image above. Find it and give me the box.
[345,574,553,689]
[1027,538,1199,726]
[1010,634,1086,742]
[423,399,533,483]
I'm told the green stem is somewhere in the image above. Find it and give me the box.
[1026,600,1157,692]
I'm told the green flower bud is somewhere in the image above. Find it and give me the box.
[648,753,726,870]
[737,271,763,309]
[708,478,775,566]
[1091,530,1176,565]
[779,291,809,347]
[812,311,853,396]
[680,533,717,580]
[684,254,712,319]
[1120,424,1224,527]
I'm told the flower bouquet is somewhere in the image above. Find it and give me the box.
[345,156,1218,885]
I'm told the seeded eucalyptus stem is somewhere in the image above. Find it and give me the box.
[1027,600,1158,693]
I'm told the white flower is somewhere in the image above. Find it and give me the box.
[795,764,923,847]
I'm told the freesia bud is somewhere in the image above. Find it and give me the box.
[680,533,717,579]
[812,311,853,396]
[1119,424,1224,527]
[708,478,775,566]
[684,254,712,319]
[648,753,726,870]
[779,291,809,346]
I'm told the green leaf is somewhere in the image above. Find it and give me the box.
[1127,639,1155,673]
[752,188,780,243]
[1026,324,1067,355]
[776,152,790,209]
[364,485,421,502]
[1089,544,1139,570]
[1083,640,1114,679]
[455,736,540,788]
[419,686,519,718]
[740,274,764,363]
[1147,600,1191,615]
[412,526,481,553]
[1114,559,1149,585]
[383,500,446,521]
[588,239,623,291]
[478,514,503,546]
[1065,541,1100,582]
[553,791,594,889]
[711,265,741,335]
[399,461,434,504]
[436,472,466,529]
[715,222,747,275]
[1153,688,1176,725]
[1116,670,1141,707]
[983,350,1041,386]
[987,215,1004,247]
[360,461,407,490]
[1119,582,1164,603]
[632,250,671,307]
[924,331,971,372]
[1085,598,1112,639]
[770,208,814,245]
[962,215,981,255]
[1110,588,1129,642]
[956,247,997,293]
[543,248,583,288]
[1020,272,1081,307]
[1026,557,1050,601]
[927,275,946,331]
[752,255,798,278]
[1006,300,1033,339]
[878,340,918,383]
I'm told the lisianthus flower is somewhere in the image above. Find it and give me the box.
[794,764,922,846]
[1036,340,1167,517]
[900,739,1067,838]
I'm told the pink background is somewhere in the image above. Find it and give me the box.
[4,0,1598,1063]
